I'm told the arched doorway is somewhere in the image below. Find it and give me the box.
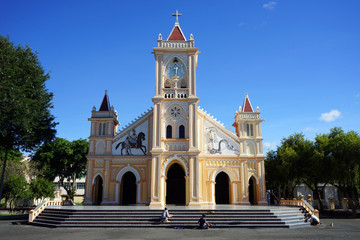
[166,163,185,205]
[120,171,137,205]
[215,172,230,204]
[249,176,258,205]
[93,175,103,205]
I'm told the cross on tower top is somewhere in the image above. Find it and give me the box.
[172,10,182,26]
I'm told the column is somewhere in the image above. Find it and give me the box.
[231,181,242,204]
[136,181,141,203]
[189,103,198,150]
[84,160,93,205]
[155,54,163,96]
[211,181,215,204]
[242,160,250,204]
[258,160,267,205]
[102,159,110,203]
[188,55,192,96]
[149,155,164,207]
[191,55,196,96]
[152,102,162,150]
[188,156,200,206]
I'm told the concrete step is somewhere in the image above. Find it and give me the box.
[32,207,310,229]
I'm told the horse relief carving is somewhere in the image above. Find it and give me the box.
[115,129,147,155]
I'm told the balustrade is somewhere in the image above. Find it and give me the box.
[28,199,62,222]
[162,139,189,151]
[157,41,194,48]
[279,198,320,220]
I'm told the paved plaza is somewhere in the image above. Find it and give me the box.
[0,217,359,240]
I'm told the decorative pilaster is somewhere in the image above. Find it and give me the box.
[188,156,200,206]
[149,155,164,207]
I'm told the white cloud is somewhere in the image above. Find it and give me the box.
[319,110,341,122]
[263,1,277,10]
[238,22,245,27]
[264,142,278,151]
[303,127,318,132]
[356,93,360,98]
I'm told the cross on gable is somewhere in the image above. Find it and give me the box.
[172,10,182,25]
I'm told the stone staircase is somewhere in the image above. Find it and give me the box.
[31,206,309,228]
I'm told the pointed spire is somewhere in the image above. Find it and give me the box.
[99,90,111,111]
[242,93,254,112]
[167,10,186,41]
[168,26,186,41]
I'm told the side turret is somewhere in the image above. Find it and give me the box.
[233,93,264,156]
[88,90,119,155]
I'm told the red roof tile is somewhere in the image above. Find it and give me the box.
[242,95,254,112]
[168,26,185,41]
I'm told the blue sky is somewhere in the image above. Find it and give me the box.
[1,0,359,153]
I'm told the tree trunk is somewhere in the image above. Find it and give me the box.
[346,189,357,218]
[62,178,75,201]
[314,189,324,211]
[0,149,8,200]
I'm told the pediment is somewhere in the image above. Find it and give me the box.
[198,108,240,155]
[112,109,153,156]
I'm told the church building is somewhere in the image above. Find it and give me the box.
[84,12,267,207]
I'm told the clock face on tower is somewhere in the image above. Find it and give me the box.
[171,107,181,117]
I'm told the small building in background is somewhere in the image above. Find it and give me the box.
[53,177,86,204]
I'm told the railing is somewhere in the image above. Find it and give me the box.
[237,112,260,120]
[28,199,62,223]
[91,111,117,118]
[279,199,320,220]
[157,41,195,48]
[163,139,189,151]
[164,89,188,99]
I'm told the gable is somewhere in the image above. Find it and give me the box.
[112,110,152,156]
[168,26,186,41]
[199,108,240,155]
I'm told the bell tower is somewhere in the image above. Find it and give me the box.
[151,11,200,153]
[232,93,267,205]
[150,11,201,207]
[88,90,119,156]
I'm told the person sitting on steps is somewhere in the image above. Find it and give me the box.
[161,207,173,223]
[304,212,320,225]
[198,214,212,229]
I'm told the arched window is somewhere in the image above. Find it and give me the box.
[246,123,254,137]
[98,123,102,136]
[166,125,172,139]
[179,125,185,139]
[102,123,106,136]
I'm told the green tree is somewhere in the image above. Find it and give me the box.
[2,174,31,210]
[30,177,55,201]
[32,138,88,200]
[326,127,360,215]
[265,133,329,209]
[266,128,360,212]
[265,150,290,202]
[0,36,57,200]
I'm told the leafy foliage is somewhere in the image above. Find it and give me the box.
[32,138,88,200]
[0,35,57,152]
[265,127,360,212]
[2,174,31,209]
[30,177,55,201]
[0,35,57,200]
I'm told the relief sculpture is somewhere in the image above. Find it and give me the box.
[115,129,147,155]
[206,127,238,154]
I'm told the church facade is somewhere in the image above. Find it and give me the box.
[84,13,267,207]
